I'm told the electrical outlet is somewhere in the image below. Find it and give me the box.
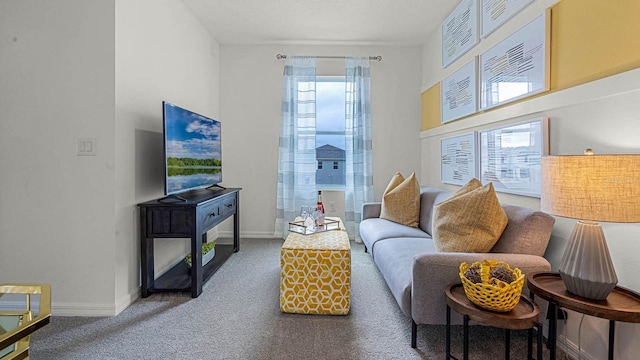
[557,308,567,320]
[546,307,567,320]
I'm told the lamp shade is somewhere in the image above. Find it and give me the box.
[541,155,640,222]
[541,154,640,300]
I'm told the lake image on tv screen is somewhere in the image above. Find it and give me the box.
[164,104,221,194]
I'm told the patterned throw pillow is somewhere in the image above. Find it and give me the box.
[432,178,508,252]
[380,172,420,227]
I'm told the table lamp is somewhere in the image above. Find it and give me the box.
[541,151,640,300]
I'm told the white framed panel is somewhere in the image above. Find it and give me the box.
[442,0,480,68]
[441,59,478,123]
[479,10,550,110]
[441,132,478,185]
[481,0,535,37]
[479,117,549,197]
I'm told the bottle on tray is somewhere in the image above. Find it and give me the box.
[315,190,325,227]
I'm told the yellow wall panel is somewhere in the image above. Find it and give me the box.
[551,0,640,90]
[421,83,441,131]
[421,0,640,131]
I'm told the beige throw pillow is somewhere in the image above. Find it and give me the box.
[432,178,508,252]
[380,172,420,227]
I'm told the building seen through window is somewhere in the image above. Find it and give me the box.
[315,77,346,186]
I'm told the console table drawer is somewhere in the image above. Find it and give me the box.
[199,200,222,231]
[221,195,237,217]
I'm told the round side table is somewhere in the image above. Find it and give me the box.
[445,282,543,360]
[527,272,640,360]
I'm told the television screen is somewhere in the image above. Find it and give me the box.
[162,101,222,195]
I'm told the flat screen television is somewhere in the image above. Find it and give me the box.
[162,101,222,196]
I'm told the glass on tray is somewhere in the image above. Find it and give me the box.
[288,218,340,235]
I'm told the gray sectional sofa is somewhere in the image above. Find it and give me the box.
[359,186,555,348]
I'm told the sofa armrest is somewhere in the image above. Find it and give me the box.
[411,252,551,325]
[362,202,382,220]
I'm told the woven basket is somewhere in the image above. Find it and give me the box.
[459,260,524,312]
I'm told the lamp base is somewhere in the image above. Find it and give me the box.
[558,220,618,301]
[559,271,617,301]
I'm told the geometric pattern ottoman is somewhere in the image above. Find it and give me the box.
[280,227,351,315]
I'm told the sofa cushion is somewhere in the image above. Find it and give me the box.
[491,205,556,256]
[432,179,508,253]
[418,187,453,236]
[359,218,430,257]
[372,237,437,318]
[380,172,420,227]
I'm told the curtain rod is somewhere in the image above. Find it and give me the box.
[276,54,382,62]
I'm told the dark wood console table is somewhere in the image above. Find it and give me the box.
[138,188,241,298]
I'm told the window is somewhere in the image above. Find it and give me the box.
[276,58,373,239]
[315,77,346,186]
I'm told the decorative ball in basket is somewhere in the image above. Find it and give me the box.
[459,260,525,312]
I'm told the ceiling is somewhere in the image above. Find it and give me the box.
[181,0,458,46]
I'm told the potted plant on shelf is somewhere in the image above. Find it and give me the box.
[184,241,216,269]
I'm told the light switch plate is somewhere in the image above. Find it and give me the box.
[77,137,97,156]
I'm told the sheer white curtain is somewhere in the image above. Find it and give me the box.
[274,56,318,238]
[344,57,374,242]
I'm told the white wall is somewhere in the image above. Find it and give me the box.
[218,45,423,238]
[114,0,220,313]
[419,1,640,359]
[0,0,219,316]
[0,1,418,315]
[0,0,117,314]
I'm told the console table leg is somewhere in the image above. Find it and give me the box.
[141,236,154,298]
[190,232,204,298]
[233,195,240,252]
[139,207,153,298]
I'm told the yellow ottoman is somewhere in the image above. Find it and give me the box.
[280,228,351,315]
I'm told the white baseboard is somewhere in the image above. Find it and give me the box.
[219,230,278,239]
[556,335,597,360]
[541,319,597,360]
[52,301,116,317]
[46,234,279,317]
[47,288,139,317]
[115,290,140,316]
[3,299,115,317]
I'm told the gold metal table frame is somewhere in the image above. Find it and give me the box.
[0,284,51,360]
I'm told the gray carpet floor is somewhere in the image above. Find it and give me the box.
[30,238,564,359]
